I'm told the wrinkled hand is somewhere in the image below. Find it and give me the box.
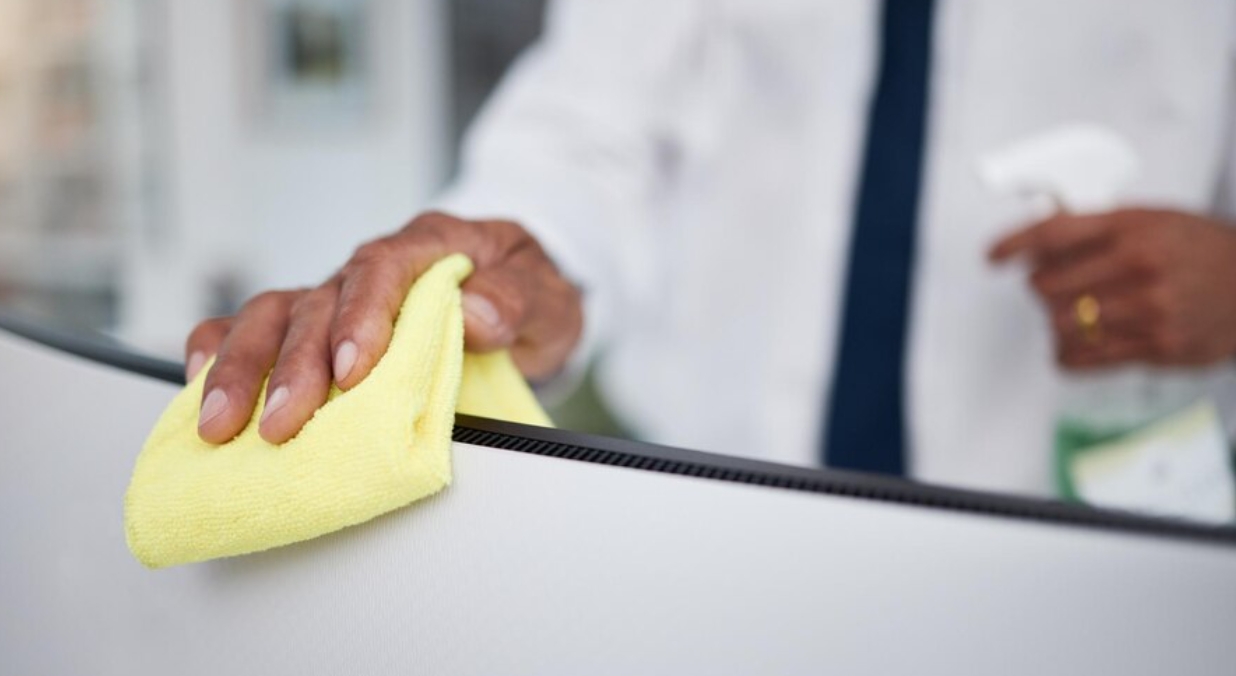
[186,212,583,445]
[989,208,1236,370]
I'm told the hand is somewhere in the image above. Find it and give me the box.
[989,208,1236,370]
[186,212,583,444]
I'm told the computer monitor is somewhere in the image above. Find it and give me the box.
[2,313,1234,674]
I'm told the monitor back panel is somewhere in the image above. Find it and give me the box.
[2,329,1235,675]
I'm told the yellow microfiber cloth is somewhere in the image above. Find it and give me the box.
[124,254,551,569]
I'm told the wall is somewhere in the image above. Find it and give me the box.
[120,0,449,355]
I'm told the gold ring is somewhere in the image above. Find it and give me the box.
[1074,294,1102,344]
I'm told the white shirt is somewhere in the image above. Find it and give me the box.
[435,0,1236,497]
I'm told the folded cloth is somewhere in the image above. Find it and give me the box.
[125,254,550,569]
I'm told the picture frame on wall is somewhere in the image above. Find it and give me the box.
[239,0,372,132]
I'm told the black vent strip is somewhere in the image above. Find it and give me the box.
[452,416,1236,549]
[4,309,1236,549]
[0,310,189,384]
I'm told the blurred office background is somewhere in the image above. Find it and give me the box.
[0,0,545,352]
[0,0,628,433]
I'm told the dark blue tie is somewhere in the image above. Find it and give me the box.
[822,0,936,475]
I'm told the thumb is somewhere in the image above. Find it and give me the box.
[460,268,528,352]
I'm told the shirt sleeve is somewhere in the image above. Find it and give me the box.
[431,0,707,391]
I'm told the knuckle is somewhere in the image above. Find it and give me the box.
[489,219,529,241]
[242,290,290,316]
[401,213,468,257]
[291,286,334,319]
[348,240,393,268]
[344,245,410,288]
[476,220,516,249]
[404,210,455,233]
[187,317,227,345]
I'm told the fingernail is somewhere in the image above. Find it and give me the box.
[260,385,290,425]
[334,340,358,382]
[198,389,229,428]
[462,293,502,329]
[186,351,206,381]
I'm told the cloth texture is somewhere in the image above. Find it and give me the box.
[125,254,550,569]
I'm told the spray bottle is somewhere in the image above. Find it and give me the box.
[980,124,1236,523]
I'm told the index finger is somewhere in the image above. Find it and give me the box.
[328,213,496,390]
[988,213,1116,264]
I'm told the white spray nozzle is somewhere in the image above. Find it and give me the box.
[977,123,1141,213]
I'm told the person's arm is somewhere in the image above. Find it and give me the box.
[434,0,708,383]
[185,0,706,444]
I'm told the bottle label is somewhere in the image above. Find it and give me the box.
[1056,400,1236,525]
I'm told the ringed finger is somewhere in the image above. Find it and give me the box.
[1048,292,1158,345]
[1058,334,1156,371]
